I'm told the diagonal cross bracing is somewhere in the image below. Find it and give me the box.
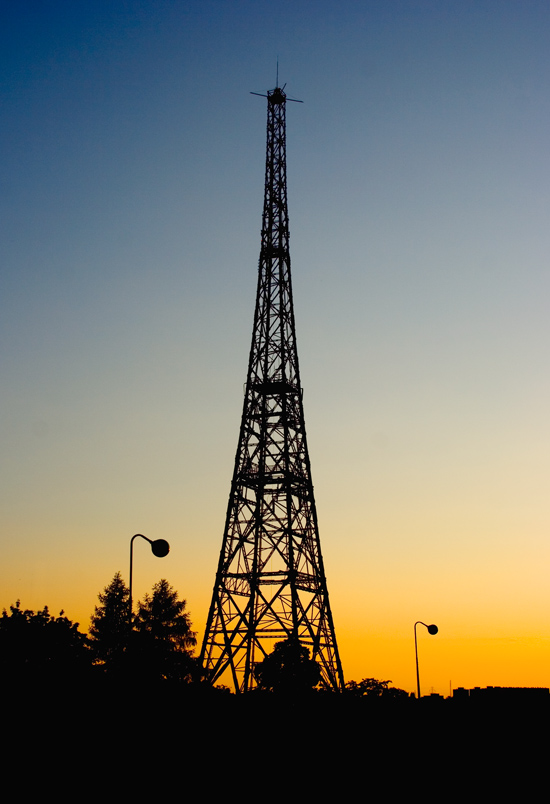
[200,85,344,692]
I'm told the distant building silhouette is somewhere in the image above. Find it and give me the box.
[453,686,549,701]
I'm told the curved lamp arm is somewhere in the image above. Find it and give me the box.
[414,621,438,700]
[129,534,170,620]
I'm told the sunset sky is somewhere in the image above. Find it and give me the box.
[2,1,550,694]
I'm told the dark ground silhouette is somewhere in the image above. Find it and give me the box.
[2,585,547,795]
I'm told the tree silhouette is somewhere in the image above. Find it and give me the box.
[345,678,408,699]
[253,637,321,693]
[89,571,130,672]
[134,579,197,682]
[0,601,89,684]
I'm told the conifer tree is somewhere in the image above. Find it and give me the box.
[134,579,197,682]
[89,572,130,670]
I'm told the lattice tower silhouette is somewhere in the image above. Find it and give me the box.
[200,85,344,693]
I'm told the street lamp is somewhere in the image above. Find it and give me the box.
[414,620,438,700]
[129,533,170,620]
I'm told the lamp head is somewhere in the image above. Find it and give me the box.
[151,539,170,558]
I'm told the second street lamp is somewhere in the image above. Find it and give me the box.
[414,620,438,700]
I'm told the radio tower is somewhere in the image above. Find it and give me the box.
[200,83,344,693]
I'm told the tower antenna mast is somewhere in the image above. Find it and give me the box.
[200,84,343,693]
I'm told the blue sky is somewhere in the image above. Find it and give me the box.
[1,1,550,691]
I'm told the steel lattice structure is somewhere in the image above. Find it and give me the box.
[200,85,344,693]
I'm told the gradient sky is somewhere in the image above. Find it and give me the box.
[2,1,549,694]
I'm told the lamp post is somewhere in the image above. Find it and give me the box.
[129,534,170,621]
[414,621,438,699]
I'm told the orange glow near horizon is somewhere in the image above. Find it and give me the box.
[3,559,549,697]
[2,2,550,699]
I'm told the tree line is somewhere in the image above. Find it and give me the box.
[1,572,408,697]
[0,573,197,686]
